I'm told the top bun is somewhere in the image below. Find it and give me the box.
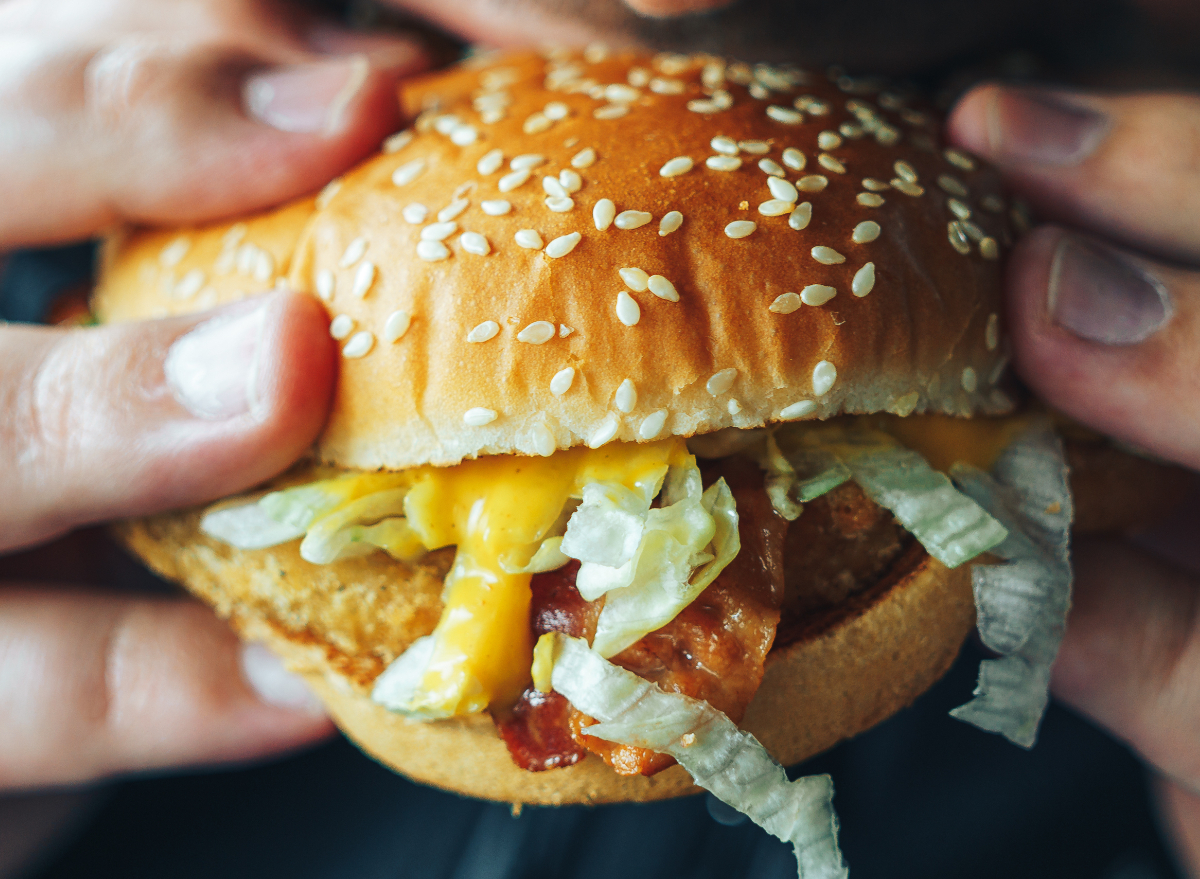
[96,48,1015,471]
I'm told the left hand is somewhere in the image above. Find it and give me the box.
[948,85,1200,870]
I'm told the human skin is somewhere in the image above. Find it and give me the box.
[3,0,1200,872]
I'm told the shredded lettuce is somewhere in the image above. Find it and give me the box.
[948,423,1073,747]
[498,536,572,574]
[371,635,437,716]
[299,488,419,564]
[199,502,308,550]
[546,633,847,879]
[558,455,741,658]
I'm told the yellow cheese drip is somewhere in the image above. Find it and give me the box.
[854,413,1036,472]
[398,438,689,717]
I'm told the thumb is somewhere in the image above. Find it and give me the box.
[0,34,425,247]
[0,290,336,552]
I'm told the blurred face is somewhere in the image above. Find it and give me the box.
[388,0,1095,73]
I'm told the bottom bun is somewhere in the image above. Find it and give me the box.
[118,506,972,805]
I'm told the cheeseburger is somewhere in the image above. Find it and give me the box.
[94,47,1183,869]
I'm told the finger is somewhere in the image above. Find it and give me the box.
[0,34,425,247]
[1005,224,1200,471]
[948,85,1200,263]
[1050,538,1200,790]
[0,290,336,552]
[619,0,735,16]
[0,587,331,790]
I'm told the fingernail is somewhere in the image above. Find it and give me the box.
[164,301,267,420]
[1048,234,1172,345]
[240,643,326,716]
[244,55,369,134]
[987,88,1110,166]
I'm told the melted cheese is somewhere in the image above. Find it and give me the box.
[397,438,689,717]
[857,412,1035,472]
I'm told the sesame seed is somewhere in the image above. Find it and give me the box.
[594,199,616,230]
[616,291,641,326]
[818,153,846,174]
[711,136,739,155]
[648,275,678,302]
[782,148,806,171]
[517,321,556,344]
[659,211,683,236]
[615,210,652,230]
[812,360,837,396]
[383,130,414,153]
[801,284,837,306]
[947,198,972,220]
[382,310,411,344]
[767,105,804,125]
[944,148,976,171]
[483,201,514,219]
[222,224,246,251]
[523,112,552,134]
[316,269,335,302]
[433,114,461,136]
[981,194,1005,213]
[594,104,629,120]
[688,99,721,114]
[467,320,500,343]
[986,313,1000,351]
[947,221,971,255]
[571,147,597,169]
[706,155,742,171]
[254,250,275,283]
[392,159,426,186]
[545,196,575,212]
[797,175,829,192]
[588,413,621,449]
[235,243,256,275]
[707,368,738,396]
[840,122,864,139]
[550,367,576,395]
[724,220,756,239]
[498,169,532,193]
[852,221,881,244]
[862,178,889,191]
[888,392,920,417]
[543,176,568,198]
[330,314,355,339]
[749,83,770,101]
[514,229,544,250]
[817,131,842,150]
[343,331,375,359]
[615,379,638,413]
[450,124,479,146]
[650,77,685,95]
[660,156,694,177]
[639,409,668,440]
[806,99,830,116]
[990,356,1009,386]
[546,232,582,258]
[531,424,556,457]
[959,366,978,393]
[759,199,794,216]
[789,202,813,230]
[584,42,610,63]
[893,160,918,183]
[628,67,651,88]
[811,246,845,265]
[159,236,190,267]
[402,203,429,224]
[605,83,640,103]
[421,222,458,242]
[875,125,901,146]
[780,400,817,419]
[559,169,582,193]
[352,261,376,297]
[759,158,786,178]
[769,292,802,314]
[316,180,340,211]
[173,269,205,299]
[438,198,469,222]
[851,262,876,298]
[511,154,546,170]
[980,237,1000,260]
[460,231,491,256]
[619,267,649,291]
[559,324,574,337]
[891,179,925,197]
[738,140,770,155]
[477,148,504,175]
[856,192,885,208]
[480,109,505,124]
[416,241,451,261]
[544,101,570,120]
[938,174,969,197]
[767,176,798,201]
[463,407,498,427]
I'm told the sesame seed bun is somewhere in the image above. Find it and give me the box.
[95,48,1014,471]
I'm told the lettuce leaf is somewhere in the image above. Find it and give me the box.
[546,634,847,879]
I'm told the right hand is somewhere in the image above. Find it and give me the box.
[0,0,428,791]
